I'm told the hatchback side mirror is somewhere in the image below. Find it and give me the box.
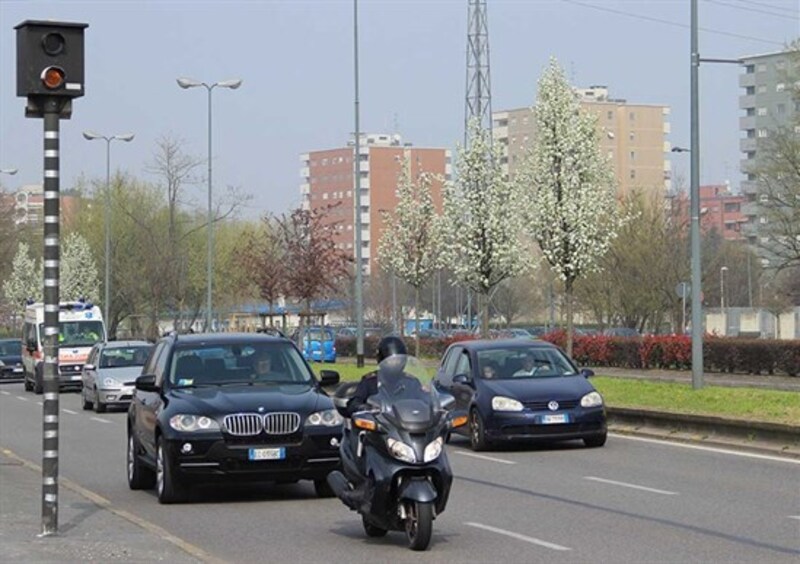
[135,374,158,392]
[83,363,95,371]
[580,368,595,378]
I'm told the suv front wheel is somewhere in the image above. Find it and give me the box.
[156,437,187,504]
[127,432,155,490]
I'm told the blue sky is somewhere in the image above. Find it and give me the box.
[1,0,797,218]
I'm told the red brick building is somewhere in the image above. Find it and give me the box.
[667,184,747,241]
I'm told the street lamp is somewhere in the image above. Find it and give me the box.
[0,168,19,175]
[720,266,729,334]
[177,77,242,332]
[82,131,135,329]
[671,146,690,153]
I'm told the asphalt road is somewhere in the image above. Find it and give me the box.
[1,382,798,563]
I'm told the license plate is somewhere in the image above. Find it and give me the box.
[248,448,285,461]
[71,374,82,380]
[12,367,23,373]
[541,413,568,424]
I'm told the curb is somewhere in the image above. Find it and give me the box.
[607,407,800,458]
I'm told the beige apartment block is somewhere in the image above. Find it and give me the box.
[300,133,450,276]
[493,86,671,198]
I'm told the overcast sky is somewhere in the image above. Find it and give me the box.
[1,0,797,219]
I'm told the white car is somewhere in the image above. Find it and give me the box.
[81,341,153,413]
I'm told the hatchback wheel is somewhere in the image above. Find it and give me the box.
[469,409,490,452]
[81,387,92,410]
[93,389,107,413]
[584,433,607,448]
[127,433,155,490]
[156,438,187,504]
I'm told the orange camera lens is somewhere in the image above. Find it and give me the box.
[41,66,65,89]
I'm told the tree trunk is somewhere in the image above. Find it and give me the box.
[480,293,490,338]
[414,286,420,357]
[565,278,574,357]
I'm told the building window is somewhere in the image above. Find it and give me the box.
[777,103,785,115]
[757,107,767,116]
[629,112,635,121]
[776,60,786,70]
[756,63,766,72]
[757,129,768,138]
[745,86,755,95]
[607,111,613,120]
[629,132,635,141]
[745,64,755,74]
[630,151,635,161]
[759,194,768,203]
[724,202,739,213]
[746,129,755,138]
[630,170,636,179]
[746,107,755,116]
[776,83,785,92]
[757,85,767,94]
[322,193,329,200]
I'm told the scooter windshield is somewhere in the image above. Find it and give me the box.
[376,355,437,432]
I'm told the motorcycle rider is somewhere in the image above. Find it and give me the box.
[341,335,416,509]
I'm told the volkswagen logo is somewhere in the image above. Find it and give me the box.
[257,406,266,413]
[547,400,559,411]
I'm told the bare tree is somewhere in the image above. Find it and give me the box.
[239,214,287,326]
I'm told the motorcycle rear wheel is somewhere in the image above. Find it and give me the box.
[404,501,433,551]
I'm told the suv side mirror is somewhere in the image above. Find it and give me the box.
[580,368,595,378]
[452,373,471,385]
[135,374,158,392]
[319,370,340,387]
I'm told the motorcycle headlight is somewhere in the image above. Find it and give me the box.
[102,376,121,388]
[492,396,524,412]
[305,409,343,427]
[581,391,604,408]
[169,414,220,432]
[387,438,416,463]
[423,437,443,463]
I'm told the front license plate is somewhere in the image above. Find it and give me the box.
[12,367,23,373]
[248,447,285,461]
[541,413,568,424]
[71,374,82,381]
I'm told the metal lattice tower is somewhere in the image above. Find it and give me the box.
[464,0,492,144]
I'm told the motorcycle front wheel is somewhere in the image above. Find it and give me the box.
[404,501,433,551]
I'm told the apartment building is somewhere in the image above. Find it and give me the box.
[300,134,450,275]
[666,183,747,241]
[493,86,671,198]
[738,49,798,261]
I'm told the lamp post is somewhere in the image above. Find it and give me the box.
[720,266,728,334]
[82,132,134,329]
[177,77,242,332]
[0,168,18,175]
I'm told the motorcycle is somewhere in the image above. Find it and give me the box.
[327,355,467,551]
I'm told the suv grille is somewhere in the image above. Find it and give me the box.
[222,412,301,436]
[264,412,301,435]
[223,413,263,436]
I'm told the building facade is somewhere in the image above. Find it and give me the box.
[739,49,798,263]
[300,134,450,275]
[666,183,747,241]
[493,86,671,198]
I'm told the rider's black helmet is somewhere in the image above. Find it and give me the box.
[376,335,407,363]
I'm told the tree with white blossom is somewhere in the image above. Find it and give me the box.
[442,119,528,337]
[61,232,100,303]
[378,157,442,355]
[2,242,41,315]
[517,59,627,355]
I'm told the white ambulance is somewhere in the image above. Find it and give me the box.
[22,301,106,394]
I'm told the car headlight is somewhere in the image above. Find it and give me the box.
[492,396,524,412]
[306,409,343,427]
[581,391,604,408]
[169,414,220,432]
[102,376,121,388]
[423,437,443,462]
[387,438,416,463]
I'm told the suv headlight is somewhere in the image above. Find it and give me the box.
[581,391,604,408]
[169,414,220,432]
[492,396,524,412]
[305,409,343,427]
[423,437,443,462]
[387,438,416,463]
[102,376,121,388]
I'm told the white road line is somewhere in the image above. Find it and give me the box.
[90,417,113,424]
[62,409,77,415]
[454,450,516,465]
[15,396,29,402]
[788,516,800,521]
[584,476,678,495]
[611,433,800,465]
[1,391,10,395]
[465,522,571,551]
[37,401,43,406]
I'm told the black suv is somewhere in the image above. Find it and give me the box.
[127,332,342,503]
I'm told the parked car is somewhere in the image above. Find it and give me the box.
[433,339,606,451]
[300,327,337,362]
[506,328,535,340]
[337,326,383,339]
[416,328,446,338]
[127,332,342,503]
[0,338,23,381]
[81,341,153,413]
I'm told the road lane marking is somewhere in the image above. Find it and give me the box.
[1,391,10,395]
[465,522,571,551]
[15,396,29,402]
[0,447,224,564]
[62,409,77,415]
[584,476,678,495]
[789,516,800,521]
[37,401,43,406]
[611,433,800,465]
[90,417,113,424]
[454,450,516,465]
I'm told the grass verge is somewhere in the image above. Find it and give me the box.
[310,361,799,426]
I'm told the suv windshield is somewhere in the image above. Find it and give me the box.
[170,342,313,387]
[0,340,21,356]
[476,347,577,380]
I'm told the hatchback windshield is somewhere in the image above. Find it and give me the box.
[100,345,153,368]
[476,347,577,379]
[0,340,21,356]
[170,342,313,387]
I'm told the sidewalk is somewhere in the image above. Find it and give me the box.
[0,449,206,563]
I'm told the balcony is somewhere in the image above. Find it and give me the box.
[738,73,755,88]
[300,167,309,178]
[300,183,310,195]
[739,116,756,131]
[359,160,370,173]
[739,94,755,109]
[739,138,757,153]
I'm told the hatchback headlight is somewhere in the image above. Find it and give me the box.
[306,409,343,427]
[169,414,220,432]
[423,437,443,462]
[492,396,524,412]
[387,438,416,463]
[102,376,121,388]
[581,391,604,408]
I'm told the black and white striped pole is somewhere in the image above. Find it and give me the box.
[16,19,88,537]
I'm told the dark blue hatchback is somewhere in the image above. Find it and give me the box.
[433,340,606,450]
